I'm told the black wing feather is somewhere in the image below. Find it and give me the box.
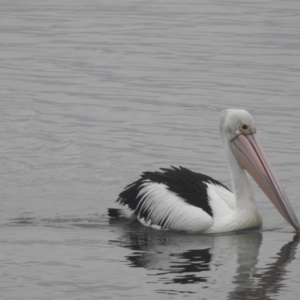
[116,166,230,218]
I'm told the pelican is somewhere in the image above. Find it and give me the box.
[108,109,300,234]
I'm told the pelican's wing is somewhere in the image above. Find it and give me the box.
[116,167,231,233]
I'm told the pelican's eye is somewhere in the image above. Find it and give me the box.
[239,123,250,134]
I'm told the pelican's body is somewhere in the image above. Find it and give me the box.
[108,109,300,234]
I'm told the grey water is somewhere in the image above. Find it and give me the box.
[1,0,300,299]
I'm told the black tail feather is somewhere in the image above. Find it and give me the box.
[108,208,123,218]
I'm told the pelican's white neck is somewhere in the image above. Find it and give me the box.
[222,135,257,213]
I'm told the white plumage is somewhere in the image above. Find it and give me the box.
[137,181,213,233]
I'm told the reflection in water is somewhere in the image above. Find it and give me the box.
[167,249,211,284]
[109,223,215,285]
[127,248,211,284]
[229,234,300,300]
[110,222,299,298]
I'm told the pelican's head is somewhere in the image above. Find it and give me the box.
[219,109,256,141]
[220,109,300,233]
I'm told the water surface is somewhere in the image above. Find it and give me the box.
[1,1,300,299]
